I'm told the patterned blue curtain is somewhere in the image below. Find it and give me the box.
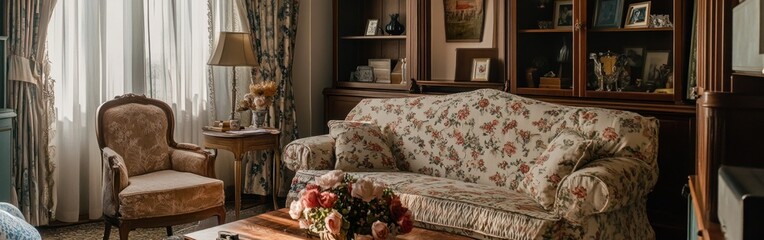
[7,0,58,226]
[241,0,300,197]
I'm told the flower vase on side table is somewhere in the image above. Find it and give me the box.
[251,109,267,129]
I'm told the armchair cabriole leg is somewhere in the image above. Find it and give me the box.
[102,221,111,240]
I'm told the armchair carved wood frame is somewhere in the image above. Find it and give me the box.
[96,94,225,240]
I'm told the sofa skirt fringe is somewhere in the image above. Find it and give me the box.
[400,194,553,240]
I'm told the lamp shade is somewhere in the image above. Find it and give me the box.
[208,32,258,67]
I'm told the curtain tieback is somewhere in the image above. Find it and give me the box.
[8,55,38,85]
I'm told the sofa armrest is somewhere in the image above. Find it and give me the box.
[170,143,216,178]
[101,147,129,217]
[283,134,336,171]
[554,157,658,223]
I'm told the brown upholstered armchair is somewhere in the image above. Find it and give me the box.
[96,94,225,240]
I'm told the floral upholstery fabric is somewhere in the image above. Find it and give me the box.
[0,203,41,240]
[328,121,397,171]
[554,157,658,224]
[283,134,335,171]
[285,89,659,239]
[102,147,130,217]
[521,130,594,209]
[117,170,224,219]
[101,103,172,176]
[170,147,211,177]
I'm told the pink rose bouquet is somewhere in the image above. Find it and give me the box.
[290,170,414,240]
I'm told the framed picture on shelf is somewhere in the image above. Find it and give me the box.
[356,66,374,82]
[471,58,491,81]
[365,19,379,36]
[593,0,624,28]
[624,1,650,28]
[553,1,574,29]
[642,51,671,89]
[624,47,645,68]
[443,0,486,42]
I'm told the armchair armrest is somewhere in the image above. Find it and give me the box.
[554,157,658,224]
[170,142,216,178]
[101,147,129,217]
[283,134,336,171]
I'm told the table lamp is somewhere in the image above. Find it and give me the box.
[208,32,259,120]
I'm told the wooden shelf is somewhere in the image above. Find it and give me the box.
[340,35,407,40]
[515,87,574,97]
[337,81,408,90]
[588,27,674,33]
[585,90,674,102]
[416,80,503,89]
[518,29,573,33]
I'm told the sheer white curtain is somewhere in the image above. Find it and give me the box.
[48,0,212,222]
[144,0,211,143]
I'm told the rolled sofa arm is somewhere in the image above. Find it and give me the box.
[101,147,129,217]
[283,134,336,171]
[554,157,658,224]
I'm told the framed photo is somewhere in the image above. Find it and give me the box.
[553,1,574,29]
[356,66,374,82]
[365,19,379,36]
[368,59,392,83]
[593,0,624,28]
[624,1,650,28]
[443,0,486,42]
[623,47,644,68]
[471,58,491,81]
[642,51,671,86]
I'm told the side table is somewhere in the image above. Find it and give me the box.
[202,130,281,219]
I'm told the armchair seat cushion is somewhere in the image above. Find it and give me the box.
[118,170,224,219]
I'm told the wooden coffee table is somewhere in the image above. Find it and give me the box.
[183,208,470,240]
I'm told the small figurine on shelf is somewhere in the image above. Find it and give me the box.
[237,81,277,128]
[590,51,627,91]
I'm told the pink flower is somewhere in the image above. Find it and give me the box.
[325,210,343,234]
[355,235,374,240]
[372,182,387,200]
[319,192,339,208]
[301,188,321,209]
[397,210,413,234]
[351,178,376,202]
[289,200,304,219]
[372,221,390,240]
[315,170,344,190]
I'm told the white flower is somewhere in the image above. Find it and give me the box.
[315,170,344,190]
[289,200,304,219]
[351,178,376,202]
[298,219,310,229]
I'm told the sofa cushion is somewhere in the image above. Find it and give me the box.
[118,170,224,219]
[329,120,396,171]
[288,170,560,240]
[522,130,594,209]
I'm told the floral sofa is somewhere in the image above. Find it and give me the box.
[283,89,659,239]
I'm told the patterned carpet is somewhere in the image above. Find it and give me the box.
[38,203,272,240]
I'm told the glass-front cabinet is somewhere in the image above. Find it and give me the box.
[510,0,686,102]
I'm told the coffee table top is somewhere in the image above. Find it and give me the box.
[183,208,470,240]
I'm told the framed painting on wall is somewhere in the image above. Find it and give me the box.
[443,0,486,42]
